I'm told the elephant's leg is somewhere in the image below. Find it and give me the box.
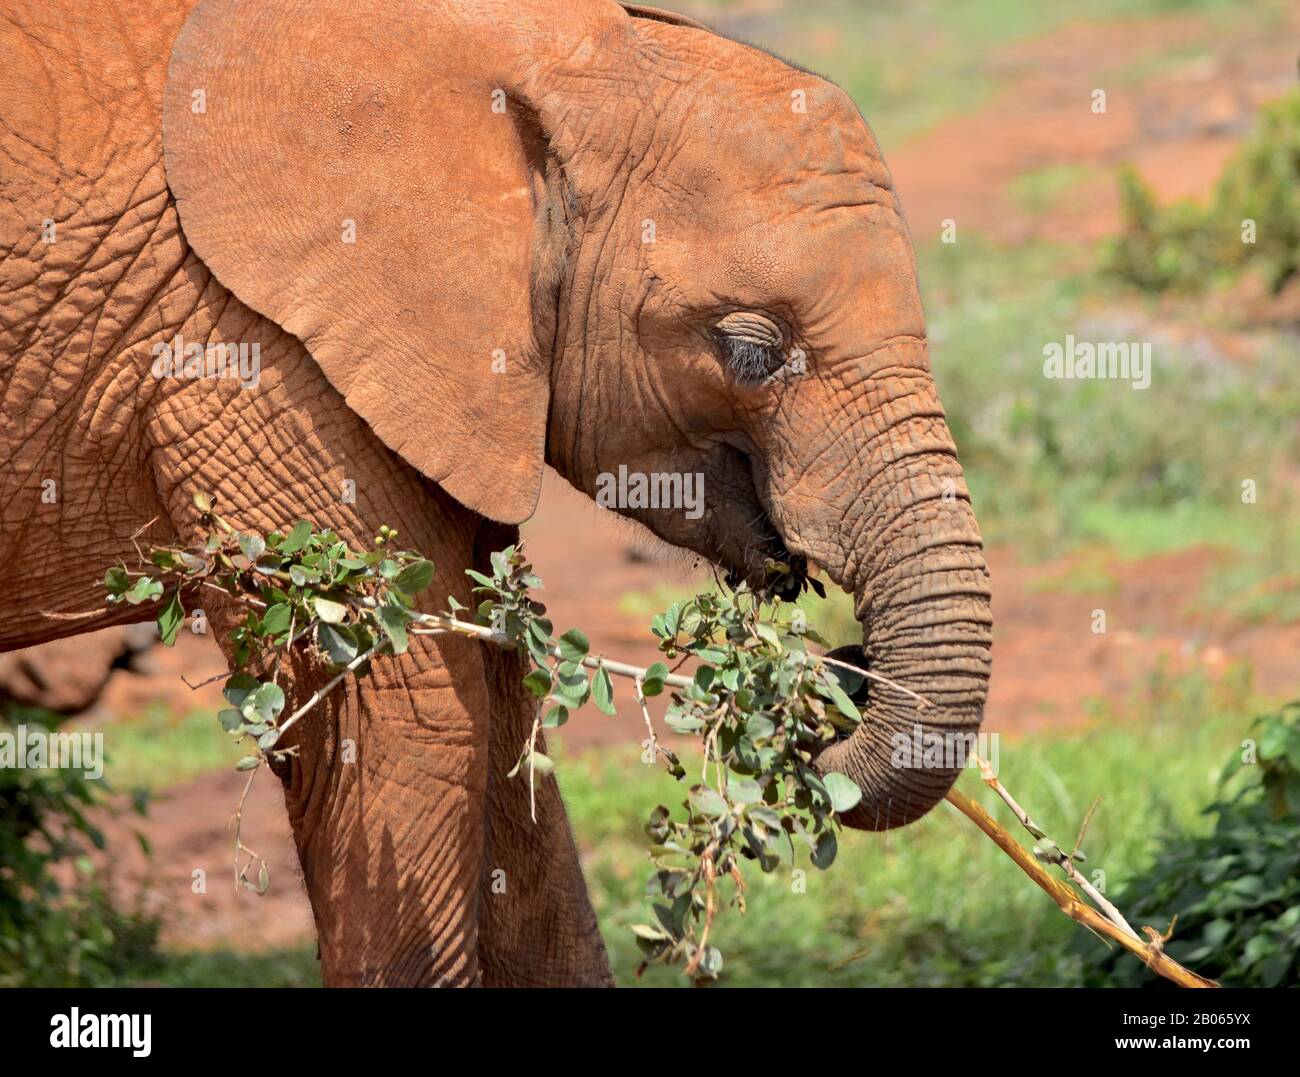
[146,292,495,985]
[475,523,612,985]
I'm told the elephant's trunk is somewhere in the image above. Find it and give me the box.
[806,408,993,831]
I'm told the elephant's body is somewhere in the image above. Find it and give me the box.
[1,0,611,985]
[2,0,992,986]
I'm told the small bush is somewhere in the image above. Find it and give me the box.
[1082,702,1300,987]
[1107,88,1300,295]
[0,705,161,986]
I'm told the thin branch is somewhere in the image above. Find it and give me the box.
[410,613,697,689]
[944,787,1216,988]
[633,676,661,765]
[968,753,1138,941]
[817,653,932,709]
[269,641,387,746]
[181,671,227,691]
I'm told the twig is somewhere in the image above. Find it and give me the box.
[968,753,1138,942]
[181,671,227,691]
[409,613,696,689]
[1072,795,1103,861]
[944,787,1216,988]
[230,760,263,892]
[633,676,660,764]
[817,653,932,709]
[269,641,387,746]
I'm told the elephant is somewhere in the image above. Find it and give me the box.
[0,0,993,985]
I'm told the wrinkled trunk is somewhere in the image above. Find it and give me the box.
[763,328,994,832]
[811,441,992,831]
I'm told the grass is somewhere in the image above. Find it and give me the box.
[550,661,1261,987]
[913,232,1300,567]
[121,945,321,988]
[86,657,1277,987]
[105,705,245,792]
[1010,163,1111,218]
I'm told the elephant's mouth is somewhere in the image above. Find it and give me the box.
[712,449,812,597]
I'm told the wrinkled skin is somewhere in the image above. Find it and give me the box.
[0,0,991,984]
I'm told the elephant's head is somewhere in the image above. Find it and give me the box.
[163,0,991,831]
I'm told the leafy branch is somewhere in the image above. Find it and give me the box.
[103,494,1216,987]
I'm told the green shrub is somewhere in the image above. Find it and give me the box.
[1082,702,1300,987]
[1107,88,1300,295]
[0,705,161,986]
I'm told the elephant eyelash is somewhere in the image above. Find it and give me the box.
[721,337,785,385]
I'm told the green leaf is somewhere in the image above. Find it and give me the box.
[124,576,164,605]
[823,772,863,813]
[261,602,293,638]
[394,559,435,594]
[223,672,260,709]
[104,566,131,597]
[313,595,348,624]
[665,711,706,734]
[238,532,266,560]
[243,682,285,723]
[279,520,312,554]
[592,667,616,715]
[641,661,669,697]
[822,674,862,725]
[288,564,320,587]
[157,589,185,646]
[542,705,569,729]
[557,628,590,663]
[235,756,261,772]
[375,604,410,655]
[811,829,838,869]
[217,709,243,733]
[522,668,552,698]
[552,669,590,709]
[688,785,729,818]
[317,622,359,665]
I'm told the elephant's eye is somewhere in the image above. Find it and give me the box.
[714,311,787,385]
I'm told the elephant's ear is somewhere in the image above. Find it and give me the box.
[162,0,556,524]
[618,4,711,30]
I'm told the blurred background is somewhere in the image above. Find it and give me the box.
[5,0,1298,987]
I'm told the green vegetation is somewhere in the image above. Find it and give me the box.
[1010,163,1107,218]
[121,945,321,988]
[921,234,1300,559]
[1108,89,1300,295]
[1084,701,1300,987]
[554,664,1265,987]
[107,706,246,792]
[0,704,161,987]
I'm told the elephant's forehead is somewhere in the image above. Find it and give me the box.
[656,76,896,221]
